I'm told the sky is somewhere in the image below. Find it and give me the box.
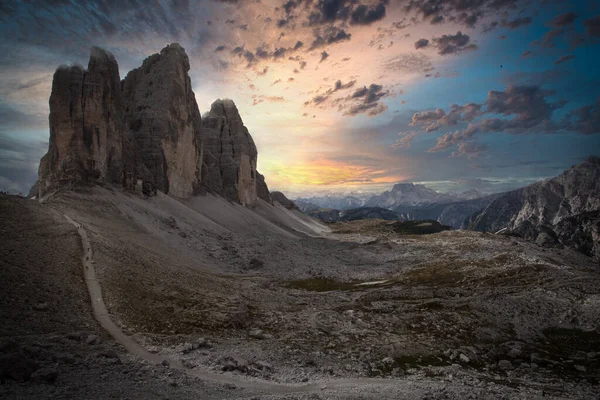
[0,0,599,197]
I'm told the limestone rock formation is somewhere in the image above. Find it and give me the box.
[37,47,128,197]
[256,172,271,203]
[201,99,261,205]
[35,43,273,205]
[270,191,296,209]
[122,43,203,198]
[468,156,600,258]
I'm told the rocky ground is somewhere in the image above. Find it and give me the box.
[1,188,599,399]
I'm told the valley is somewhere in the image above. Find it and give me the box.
[2,188,599,399]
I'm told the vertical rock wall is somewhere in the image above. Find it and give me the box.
[38,47,126,196]
[122,43,203,198]
[201,99,260,204]
[36,44,271,205]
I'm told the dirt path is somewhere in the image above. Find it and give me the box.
[64,214,411,395]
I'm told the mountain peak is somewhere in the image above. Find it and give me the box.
[35,45,270,206]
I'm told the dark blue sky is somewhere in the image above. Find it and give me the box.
[0,0,598,195]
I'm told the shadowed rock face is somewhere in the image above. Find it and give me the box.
[122,43,203,198]
[36,44,272,204]
[271,191,296,209]
[256,172,271,203]
[201,99,260,204]
[38,47,128,197]
[468,156,600,258]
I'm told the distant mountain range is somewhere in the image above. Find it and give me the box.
[295,183,490,228]
[467,156,600,258]
[298,157,600,259]
[295,183,485,213]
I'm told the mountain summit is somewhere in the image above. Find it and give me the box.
[365,182,458,208]
[35,44,269,205]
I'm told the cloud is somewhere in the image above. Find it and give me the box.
[548,12,577,27]
[411,103,481,132]
[382,53,433,74]
[553,54,575,65]
[405,84,580,154]
[521,50,533,57]
[309,27,352,50]
[416,31,477,55]
[293,40,304,50]
[307,0,387,26]
[252,95,287,106]
[583,16,600,38]
[500,17,532,29]
[350,2,386,25]
[564,97,600,134]
[414,38,429,49]
[319,51,329,63]
[304,79,356,107]
[391,131,416,149]
[404,0,520,29]
[431,31,477,55]
[339,83,390,116]
[215,45,226,51]
[451,141,487,159]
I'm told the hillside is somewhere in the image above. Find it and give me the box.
[468,156,600,258]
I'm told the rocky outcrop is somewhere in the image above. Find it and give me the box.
[256,172,271,203]
[271,191,296,209]
[468,156,600,258]
[200,99,260,205]
[37,47,129,197]
[35,43,273,205]
[122,43,203,198]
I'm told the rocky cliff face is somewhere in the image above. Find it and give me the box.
[36,44,273,205]
[38,47,128,196]
[122,43,203,198]
[270,191,296,209]
[201,99,261,205]
[468,156,600,258]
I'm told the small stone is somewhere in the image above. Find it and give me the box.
[31,367,59,383]
[459,354,470,363]
[66,332,82,341]
[255,361,272,371]
[194,338,210,349]
[498,360,512,371]
[54,353,78,365]
[168,379,177,387]
[225,383,236,390]
[86,335,100,345]
[507,347,522,359]
[574,365,586,372]
[249,329,266,340]
[100,350,119,359]
[301,377,309,382]
[180,343,194,354]
[33,303,49,311]
[161,359,170,367]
